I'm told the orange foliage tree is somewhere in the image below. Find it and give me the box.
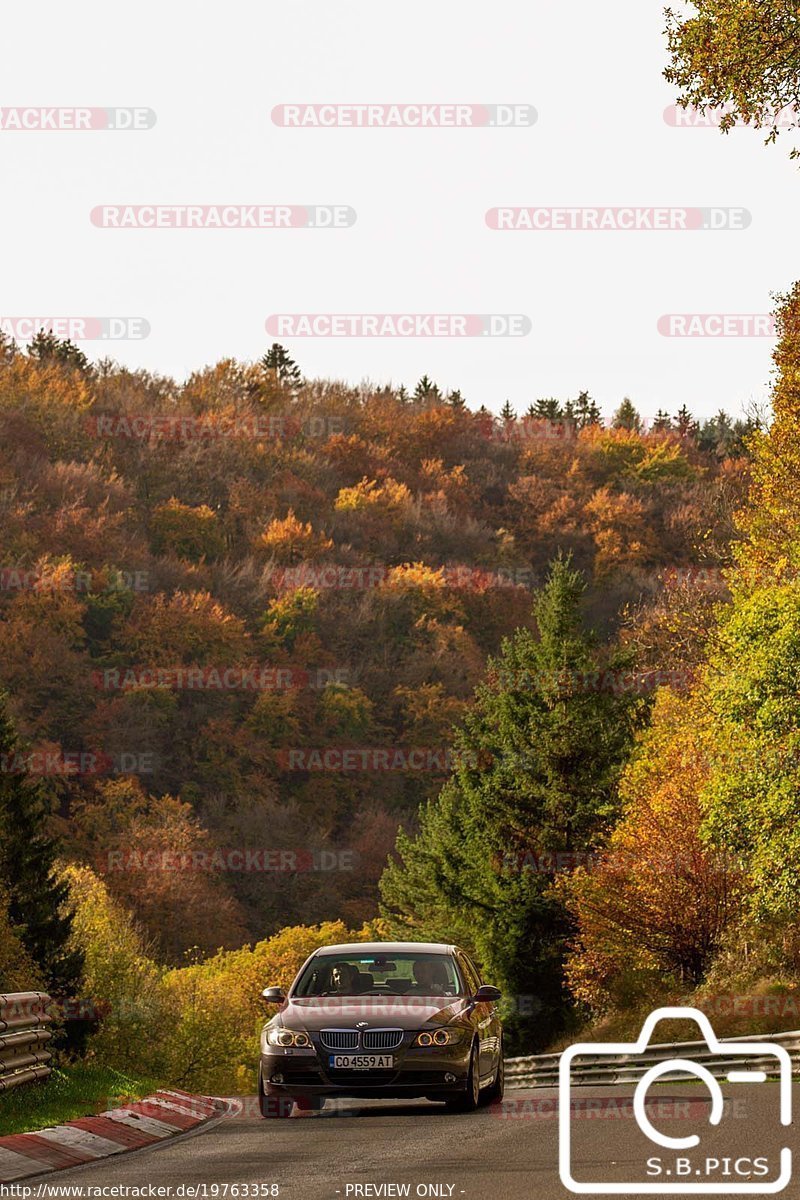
[563,690,742,1013]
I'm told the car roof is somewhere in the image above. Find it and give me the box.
[312,942,459,957]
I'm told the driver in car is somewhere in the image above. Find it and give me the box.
[329,962,359,993]
[409,959,446,995]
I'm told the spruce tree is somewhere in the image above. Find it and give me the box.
[585,398,603,426]
[674,404,698,440]
[413,375,441,404]
[533,397,563,420]
[574,390,602,429]
[28,331,90,375]
[261,343,303,390]
[698,410,738,458]
[0,693,82,995]
[612,397,642,432]
[381,557,644,1048]
[500,399,516,422]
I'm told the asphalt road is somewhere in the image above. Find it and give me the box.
[37,1083,796,1200]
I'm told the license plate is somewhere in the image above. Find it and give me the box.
[329,1054,394,1069]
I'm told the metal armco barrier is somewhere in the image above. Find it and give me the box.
[505,1028,800,1089]
[0,992,53,1091]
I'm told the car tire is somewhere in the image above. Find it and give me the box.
[444,1042,481,1113]
[481,1042,504,1105]
[258,1068,294,1119]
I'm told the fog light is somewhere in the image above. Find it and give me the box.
[271,1073,284,1084]
[444,1073,456,1083]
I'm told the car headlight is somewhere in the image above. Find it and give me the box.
[414,1028,462,1047]
[267,1027,311,1048]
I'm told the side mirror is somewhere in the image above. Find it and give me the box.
[474,985,502,1003]
[261,986,287,1003]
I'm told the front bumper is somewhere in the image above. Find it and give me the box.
[260,1039,472,1099]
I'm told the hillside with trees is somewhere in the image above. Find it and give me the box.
[0,331,751,986]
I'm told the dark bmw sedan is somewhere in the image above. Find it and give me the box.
[258,941,504,1116]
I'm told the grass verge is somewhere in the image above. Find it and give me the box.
[0,1063,162,1136]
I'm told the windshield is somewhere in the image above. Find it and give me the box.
[293,952,464,997]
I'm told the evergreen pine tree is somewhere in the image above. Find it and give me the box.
[380,557,644,1048]
[446,389,466,410]
[652,409,672,432]
[585,397,603,426]
[730,416,758,457]
[500,399,516,422]
[697,410,738,458]
[611,397,642,432]
[414,375,442,404]
[28,331,90,375]
[674,404,698,440]
[261,343,303,390]
[533,397,563,420]
[574,390,602,429]
[0,693,82,995]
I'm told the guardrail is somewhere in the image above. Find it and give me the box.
[0,993,53,1092]
[505,1028,800,1089]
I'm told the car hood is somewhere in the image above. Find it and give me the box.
[271,996,467,1032]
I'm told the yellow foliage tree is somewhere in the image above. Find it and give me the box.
[258,510,333,563]
[736,283,800,579]
[62,863,169,1075]
[334,477,412,514]
[159,921,370,1091]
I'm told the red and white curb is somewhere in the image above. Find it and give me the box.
[0,1089,229,1181]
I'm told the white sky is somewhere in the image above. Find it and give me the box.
[2,0,798,421]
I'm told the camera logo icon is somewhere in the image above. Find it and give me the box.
[558,1006,792,1194]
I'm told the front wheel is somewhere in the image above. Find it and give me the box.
[481,1042,504,1105]
[444,1042,480,1112]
